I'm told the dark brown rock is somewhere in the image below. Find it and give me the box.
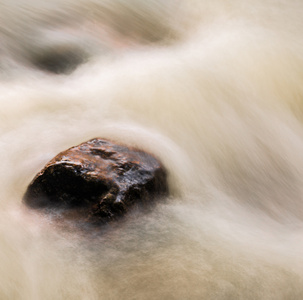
[23,138,168,225]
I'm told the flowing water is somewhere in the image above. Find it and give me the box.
[1,0,303,299]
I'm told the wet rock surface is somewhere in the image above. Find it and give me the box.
[23,138,168,225]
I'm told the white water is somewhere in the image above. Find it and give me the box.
[1,0,303,299]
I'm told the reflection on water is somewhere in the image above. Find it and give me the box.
[1,0,303,299]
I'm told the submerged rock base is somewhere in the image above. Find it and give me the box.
[23,138,168,225]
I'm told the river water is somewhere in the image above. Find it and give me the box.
[1,0,303,299]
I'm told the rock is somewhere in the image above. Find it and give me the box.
[23,138,168,225]
[30,45,87,74]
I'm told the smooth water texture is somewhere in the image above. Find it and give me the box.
[1,0,303,299]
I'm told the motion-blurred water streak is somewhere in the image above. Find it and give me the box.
[1,0,303,299]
